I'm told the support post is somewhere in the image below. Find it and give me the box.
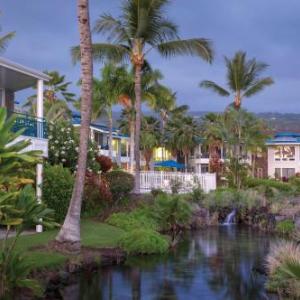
[36,79,44,233]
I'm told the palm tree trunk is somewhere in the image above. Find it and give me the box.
[130,119,135,172]
[55,0,92,252]
[134,63,142,193]
[108,109,113,160]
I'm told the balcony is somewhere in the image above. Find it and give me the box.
[11,112,48,139]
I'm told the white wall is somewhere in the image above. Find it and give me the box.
[267,144,300,177]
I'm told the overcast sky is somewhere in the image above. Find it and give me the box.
[1,0,300,113]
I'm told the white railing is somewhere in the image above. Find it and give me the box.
[139,171,216,194]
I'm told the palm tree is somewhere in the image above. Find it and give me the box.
[91,64,130,159]
[72,0,213,192]
[201,113,223,174]
[0,13,15,54]
[55,0,93,253]
[140,116,160,170]
[24,71,75,122]
[166,114,200,171]
[200,51,274,109]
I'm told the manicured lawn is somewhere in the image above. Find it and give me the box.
[7,219,125,270]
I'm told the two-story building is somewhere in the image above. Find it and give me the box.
[0,57,49,231]
[266,132,300,179]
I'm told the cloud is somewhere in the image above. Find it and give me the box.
[2,0,300,112]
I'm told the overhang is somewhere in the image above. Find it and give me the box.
[0,57,50,92]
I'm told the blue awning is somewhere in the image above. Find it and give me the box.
[154,160,185,169]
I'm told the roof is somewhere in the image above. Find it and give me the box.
[267,132,300,144]
[72,113,129,139]
[0,57,50,92]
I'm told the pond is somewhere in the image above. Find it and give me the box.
[62,227,280,300]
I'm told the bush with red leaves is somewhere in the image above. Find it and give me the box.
[96,155,113,173]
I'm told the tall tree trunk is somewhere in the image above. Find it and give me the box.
[134,63,142,193]
[184,152,188,172]
[108,110,113,160]
[129,118,135,172]
[55,0,92,252]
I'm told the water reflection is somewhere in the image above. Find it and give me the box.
[62,227,280,300]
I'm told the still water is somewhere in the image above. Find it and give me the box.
[63,227,280,300]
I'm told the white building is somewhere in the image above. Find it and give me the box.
[267,132,300,179]
[0,57,49,231]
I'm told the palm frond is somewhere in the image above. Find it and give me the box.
[243,77,274,97]
[71,43,130,64]
[157,38,213,62]
[93,14,130,44]
[0,31,15,53]
[200,80,230,96]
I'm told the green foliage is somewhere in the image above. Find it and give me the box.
[266,242,300,298]
[0,251,43,298]
[0,185,58,298]
[276,219,295,236]
[107,208,159,232]
[245,178,293,193]
[43,164,74,222]
[153,194,192,231]
[104,170,134,203]
[189,187,205,203]
[48,121,100,173]
[0,108,41,188]
[151,188,166,198]
[169,178,182,194]
[118,229,169,255]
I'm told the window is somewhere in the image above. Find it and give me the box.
[282,168,295,179]
[274,146,295,161]
[94,131,104,146]
[275,168,281,179]
[201,164,209,173]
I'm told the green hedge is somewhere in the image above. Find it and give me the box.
[42,164,74,222]
[118,229,169,254]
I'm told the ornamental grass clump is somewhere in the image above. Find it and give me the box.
[118,229,169,255]
[266,242,300,298]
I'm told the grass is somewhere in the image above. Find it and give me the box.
[5,219,125,271]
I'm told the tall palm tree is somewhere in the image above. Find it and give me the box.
[92,64,130,159]
[72,0,213,192]
[55,0,93,252]
[23,71,75,122]
[200,51,274,109]
[140,116,160,170]
[0,13,15,54]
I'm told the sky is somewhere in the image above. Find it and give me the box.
[1,0,300,113]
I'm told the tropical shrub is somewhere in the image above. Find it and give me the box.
[151,188,166,198]
[96,155,112,173]
[245,178,293,193]
[0,108,41,190]
[0,185,58,298]
[189,186,205,203]
[118,229,169,255]
[266,242,300,298]
[170,178,182,194]
[48,121,100,173]
[43,164,74,222]
[153,194,192,233]
[107,208,159,231]
[104,170,134,203]
[276,219,295,236]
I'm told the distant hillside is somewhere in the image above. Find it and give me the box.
[190,111,300,133]
[106,110,300,133]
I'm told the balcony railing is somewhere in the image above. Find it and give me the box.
[10,112,48,139]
